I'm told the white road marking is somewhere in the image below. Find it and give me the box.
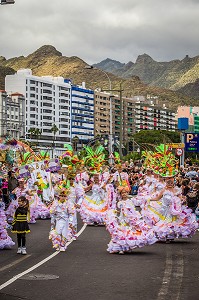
[0,223,87,291]
[0,255,31,272]
[157,249,173,300]
[172,250,184,300]
[157,248,184,300]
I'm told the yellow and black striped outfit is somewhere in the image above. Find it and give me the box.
[12,207,30,234]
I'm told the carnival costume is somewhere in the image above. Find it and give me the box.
[0,201,15,249]
[80,178,108,225]
[49,189,75,251]
[68,182,85,238]
[132,172,154,207]
[6,183,29,223]
[144,144,198,240]
[106,187,157,254]
[148,187,198,240]
[79,145,108,225]
[11,206,30,234]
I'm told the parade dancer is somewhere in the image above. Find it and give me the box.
[105,175,117,210]
[6,178,29,223]
[79,173,108,225]
[148,176,198,242]
[67,176,85,239]
[75,166,89,188]
[132,168,154,207]
[33,174,51,219]
[143,144,198,241]
[106,185,157,254]
[49,189,74,251]
[0,196,15,250]
[26,178,38,223]
[140,174,165,226]
[113,164,130,190]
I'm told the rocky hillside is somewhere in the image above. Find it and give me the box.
[0,45,197,109]
[177,78,199,100]
[94,54,199,93]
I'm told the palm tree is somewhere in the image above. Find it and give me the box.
[27,128,42,151]
[72,136,79,152]
[51,124,59,157]
[34,128,42,144]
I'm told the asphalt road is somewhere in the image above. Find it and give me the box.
[0,216,199,300]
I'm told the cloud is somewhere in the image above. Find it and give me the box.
[0,0,199,64]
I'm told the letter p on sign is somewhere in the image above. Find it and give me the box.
[187,134,193,143]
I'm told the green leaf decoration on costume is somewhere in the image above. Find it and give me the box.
[149,144,179,177]
[95,145,105,156]
[83,145,106,172]
[64,144,73,152]
[24,152,30,160]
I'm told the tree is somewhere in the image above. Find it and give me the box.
[130,130,181,151]
[27,128,42,151]
[72,136,79,152]
[51,124,59,157]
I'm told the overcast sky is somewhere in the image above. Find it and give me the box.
[0,0,199,65]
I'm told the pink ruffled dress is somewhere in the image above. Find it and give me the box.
[79,183,108,225]
[6,186,29,223]
[132,175,155,207]
[0,201,15,249]
[147,189,198,241]
[34,193,50,219]
[106,199,157,253]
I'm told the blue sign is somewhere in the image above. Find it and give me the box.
[178,118,189,130]
[185,133,199,152]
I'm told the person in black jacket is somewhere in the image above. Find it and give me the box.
[8,171,18,201]
[186,182,199,213]
[11,196,30,255]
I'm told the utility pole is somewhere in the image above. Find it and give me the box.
[119,82,123,157]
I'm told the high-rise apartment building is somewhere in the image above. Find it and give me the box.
[5,70,95,153]
[135,102,176,132]
[94,90,110,136]
[71,82,94,146]
[94,90,176,143]
[6,69,71,153]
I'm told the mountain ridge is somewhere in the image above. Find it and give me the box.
[94,53,199,95]
[0,45,197,109]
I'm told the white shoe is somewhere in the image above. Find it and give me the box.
[60,247,65,252]
[17,247,22,254]
[119,251,124,254]
[21,247,27,255]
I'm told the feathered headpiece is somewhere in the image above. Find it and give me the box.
[149,144,178,177]
[113,152,121,165]
[59,144,84,171]
[55,178,71,196]
[83,145,105,174]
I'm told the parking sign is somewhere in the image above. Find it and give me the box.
[185,133,199,152]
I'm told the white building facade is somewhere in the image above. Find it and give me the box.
[6,69,71,155]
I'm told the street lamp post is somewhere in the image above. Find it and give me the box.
[85,65,113,165]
